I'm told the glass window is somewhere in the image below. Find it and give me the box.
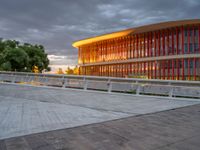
[190,30,193,36]
[190,60,194,68]
[194,43,199,52]
[184,59,188,67]
[190,43,194,53]
[194,29,198,36]
[184,44,188,53]
[179,60,182,68]
[184,30,188,36]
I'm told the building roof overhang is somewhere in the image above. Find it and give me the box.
[72,19,200,48]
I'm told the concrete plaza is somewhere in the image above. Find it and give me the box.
[0,83,199,141]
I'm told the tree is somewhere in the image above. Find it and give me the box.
[20,44,49,72]
[57,68,64,74]
[73,66,79,75]
[0,39,50,72]
[65,67,74,75]
[65,66,79,75]
[2,47,29,71]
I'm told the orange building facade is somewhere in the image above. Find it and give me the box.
[73,20,200,80]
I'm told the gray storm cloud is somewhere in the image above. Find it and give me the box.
[0,0,199,66]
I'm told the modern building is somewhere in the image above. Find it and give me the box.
[73,20,200,81]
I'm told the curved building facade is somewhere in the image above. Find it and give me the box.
[73,20,200,81]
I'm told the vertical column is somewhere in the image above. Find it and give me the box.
[123,37,125,60]
[193,25,195,54]
[78,47,80,64]
[153,31,157,79]
[150,32,153,57]
[154,31,157,57]
[127,63,129,77]
[122,38,124,60]
[194,58,196,81]
[144,62,146,77]
[199,25,200,53]
[147,61,150,79]
[147,32,150,57]
[136,34,139,58]
[182,26,184,54]
[126,37,128,59]
[167,29,170,55]
[99,42,102,62]
[172,28,174,55]
[168,60,170,80]
[158,30,161,56]
[113,39,115,61]
[176,27,179,55]
[105,41,107,61]
[159,61,161,79]
[107,40,109,61]
[162,30,165,56]
[188,58,190,80]
[128,36,131,59]
[188,26,190,54]
[144,33,146,57]
[102,41,104,62]
[162,60,165,80]
[139,62,141,78]
[172,59,174,80]
[177,59,180,80]
[124,64,126,77]
[107,65,109,77]
[182,58,184,80]
[78,67,80,75]
[115,39,118,60]
[120,38,123,60]
[118,39,120,60]
[154,61,157,79]
[131,35,134,59]
[115,64,117,77]
[147,62,150,79]
[131,36,133,59]
[129,36,131,59]
[151,61,154,79]
[110,40,112,61]
[181,26,185,80]
[140,34,142,58]
[120,64,122,77]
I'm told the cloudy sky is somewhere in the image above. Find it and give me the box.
[0,0,200,71]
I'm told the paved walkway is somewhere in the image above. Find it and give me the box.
[1,103,200,150]
[0,83,199,149]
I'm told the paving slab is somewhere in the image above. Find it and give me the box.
[1,103,200,150]
[0,83,199,140]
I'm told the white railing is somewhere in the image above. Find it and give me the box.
[0,71,200,99]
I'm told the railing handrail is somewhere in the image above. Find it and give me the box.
[0,71,200,85]
[0,71,200,98]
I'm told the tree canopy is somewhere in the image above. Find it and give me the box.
[0,39,50,72]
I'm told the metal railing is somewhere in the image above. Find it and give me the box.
[0,71,200,99]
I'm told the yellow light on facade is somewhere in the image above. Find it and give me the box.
[72,29,134,48]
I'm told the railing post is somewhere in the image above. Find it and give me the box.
[83,77,88,90]
[62,76,66,88]
[12,74,16,83]
[25,74,29,83]
[169,87,174,97]
[136,81,141,95]
[107,79,112,93]
[168,82,173,97]
[44,75,49,86]
[42,75,46,84]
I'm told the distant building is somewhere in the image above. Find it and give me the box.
[73,20,200,81]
